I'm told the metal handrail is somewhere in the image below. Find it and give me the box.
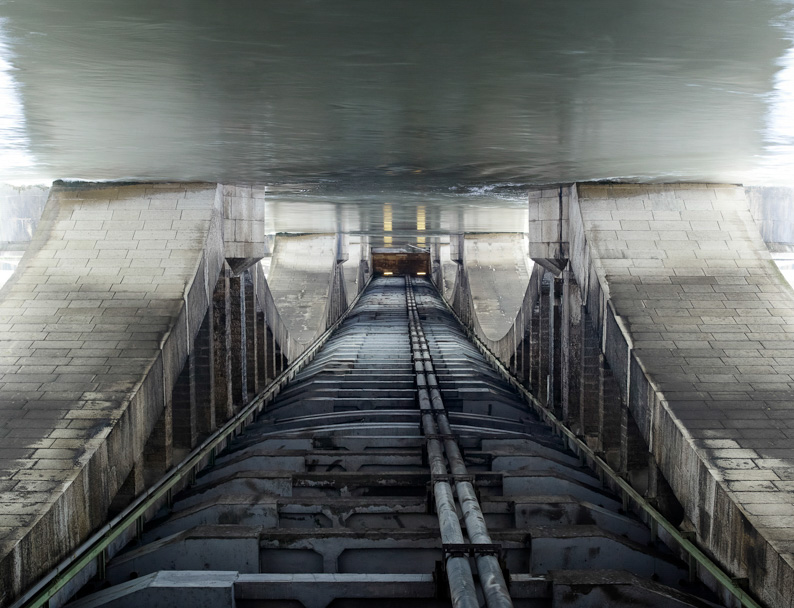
[433,280,763,608]
[12,276,372,608]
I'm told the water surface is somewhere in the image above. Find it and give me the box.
[0,1,793,187]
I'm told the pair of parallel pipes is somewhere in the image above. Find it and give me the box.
[405,277,513,608]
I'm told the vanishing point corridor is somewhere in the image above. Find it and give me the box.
[61,277,720,608]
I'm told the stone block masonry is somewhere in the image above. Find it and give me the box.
[222,185,265,276]
[446,183,794,607]
[0,182,227,606]
[573,184,794,607]
[0,183,363,607]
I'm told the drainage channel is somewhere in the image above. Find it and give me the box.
[57,276,725,608]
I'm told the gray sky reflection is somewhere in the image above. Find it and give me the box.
[0,1,793,186]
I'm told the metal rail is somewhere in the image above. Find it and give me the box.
[12,277,373,608]
[433,278,764,608]
[406,277,513,608]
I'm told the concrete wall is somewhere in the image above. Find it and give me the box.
[570,184,794,608]
[0,184,49,246]
[746,186,794,251]
[0,182,225,606]
[266,234,341,352]
[447,233,538,368]
[0,184,357,607]
[446,183,794,608]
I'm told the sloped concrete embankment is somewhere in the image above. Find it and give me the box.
[265,234,348,359]
[0,182,225,606]
[0,184,354,607]
[570,184,794,608]
[447,183,794,607]
[444,233,536,367]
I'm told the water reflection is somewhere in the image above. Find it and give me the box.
[0,1,793,186]
[755,4,794,184]
[0,18,35,180]
[0,250,22,290]
[265,188,528,249]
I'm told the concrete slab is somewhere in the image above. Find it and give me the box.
[463,233,532,341]
[573,183,794,608]
[266,234,337,345]
[0,182,223,606]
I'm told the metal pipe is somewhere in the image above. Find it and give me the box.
[407,276,514,608]
[406,277,479,608]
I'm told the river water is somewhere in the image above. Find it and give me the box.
[0,0,793,190]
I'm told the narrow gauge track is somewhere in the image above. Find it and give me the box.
[68,277,722,608]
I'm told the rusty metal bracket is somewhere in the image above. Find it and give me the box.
[443,543,502,558]
[431,473,475,484]
[423,432,458,440]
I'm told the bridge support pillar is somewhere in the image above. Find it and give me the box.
[172,352,197,454]
[213,271,234,421]
[579,310,601,449]
[561,268,582,435]
[245,271,259,396]
[143,401,173,486]
[549,275,564,416]
[538,279,551,405]
[229,274,248,408]
[195,310,216,436]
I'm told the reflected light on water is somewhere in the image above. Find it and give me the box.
[0,19,36,179]
[754,3,794,186]
[0,2,793,186]
[383,203,393,246]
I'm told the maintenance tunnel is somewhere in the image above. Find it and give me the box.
[3,182,792,608]
[6,180,794,608]
[53,276,721,608]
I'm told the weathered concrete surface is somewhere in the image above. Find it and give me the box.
[444,233,539,370]
[527,186,570,272]
[266,234,338,345]
[342,236,361,307]
[221,185,265,274]
[747,186,794,251]
[463,233,532,341]
[0,185,50,291]
[0,182,225,606]
[570,184,794,608]
[437,241,457,302]
[0,185,49,246]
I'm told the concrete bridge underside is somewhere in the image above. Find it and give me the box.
[0,182,793,607]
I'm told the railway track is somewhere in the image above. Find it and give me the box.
[67,277,722,608]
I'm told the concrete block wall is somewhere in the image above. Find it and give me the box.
[446,183,794,607]
[0,184,354,607]
[0,183,227,606]
[221,185,265,275]
[746,186,794,250]
[528,186,570,267]
[570,183,794,607]
[0,185,49,246]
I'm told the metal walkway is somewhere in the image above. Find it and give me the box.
[66,277,723,608]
